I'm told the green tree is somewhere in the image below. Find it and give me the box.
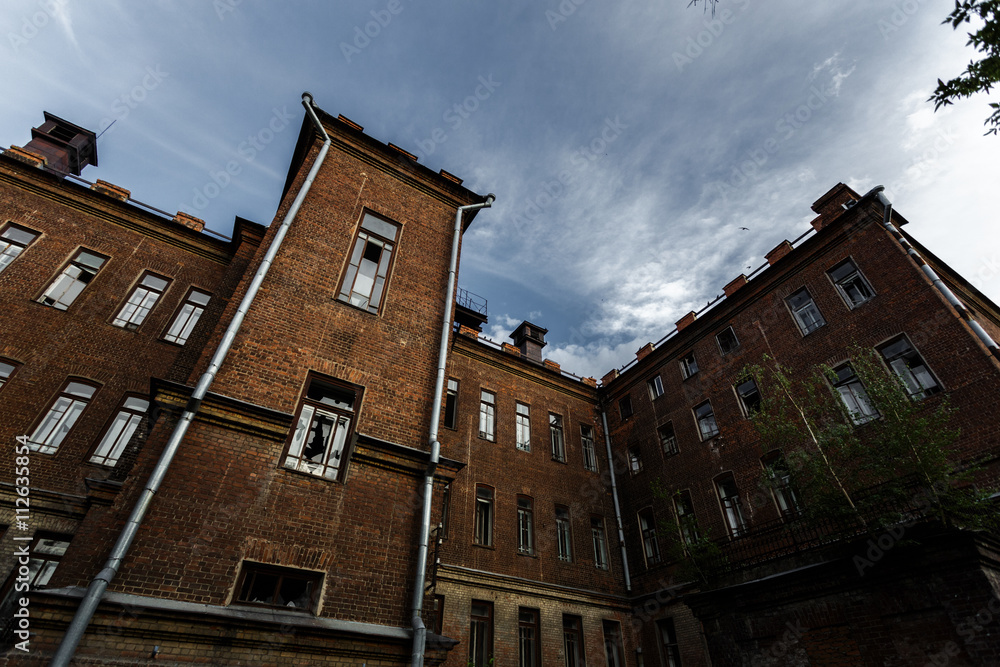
[746,349,995,531]
[930,1,1000,134]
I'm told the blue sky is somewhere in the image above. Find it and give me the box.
[3,0,997,379]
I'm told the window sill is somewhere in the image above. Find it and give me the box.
[516,551,538,559]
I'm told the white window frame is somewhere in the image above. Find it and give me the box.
[639,507,661,566]
[716,476,748,537]
[282,376,358,481]
[38,249,107,311]
[787,287,826,335]
[647,374,664,400]
[517,496,535,555]
[591,516,609,570]
[878,336,942,400]
[735,377,762,417]
[162,287,211,345]
[112,272,170,330]
[479,390,496,441]
[28,380,98,455]
[516,402,531,451]
[831,364,878,424]
[680,352,699,379]
[658,421,678,456]
[556,505,573,562]
[0,223,39,274]
[694,400,719,440]
[550,413,566,462]
[716,326,740,355]
[89,395,149,467]
[581,424,598,472]
[337,212,399,314]
[474,485,494,547]
[828,257,875,309]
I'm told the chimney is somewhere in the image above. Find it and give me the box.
[510,321,548,363]
[810,182,861,231]
[21,112,98,176]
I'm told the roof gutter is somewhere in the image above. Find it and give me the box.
[872,186,1000,359]
[49,93,332,667]
[410,192,494,666]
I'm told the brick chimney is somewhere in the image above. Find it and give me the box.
[810,182,861,231]
[510,321,548,363]
[21,112,98,176]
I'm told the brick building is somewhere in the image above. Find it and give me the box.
[0,99,998,666]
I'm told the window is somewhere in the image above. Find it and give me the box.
[716,476,748,537]
[591,516,609,569]
[694,400,719,440]
[603,620,625,667]
[439,484,451,538]
[680,352,699,379]
[89,395,149,467]
[628,444,643,475]
[427,595,445,635]
[0,534,71,612]
[479,390,496,441]
[0,360,18,391]
[648,374,664,399]
[762,453,801,517]
[563,615,585,667]
[829,258,874,308]
[581,424,598,472]
[444,379,459,429]
[283,376,358,481]
[619,395,633,419]
[735,377,762,416]
[550,413,566,462]
[38,249,107,310]
[28,380,98,454]
[556,505,573,562]
[516,402,531,451]
[658,422,678,456]
[517,496,535,555]
[787,288,825,335]
[674,491,699,546]
[878,336,941,400]
[474,485,494,547]
[0,223,39,274]
[468,600,494,667]
[657,618,683,667]
[831,364,878,424]
[518,608,540,667]
[112,272,170,330]
[716,326,740,355]
[163,288,211,345]
[337,212,399,314]
[639,507,661,566]
[234,562,321,612]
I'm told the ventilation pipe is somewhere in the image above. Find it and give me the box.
[49,93,332,667]
[410,193,494,666]
[872,186,1000,358]
[601,410,632,592]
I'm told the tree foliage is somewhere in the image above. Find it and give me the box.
[930,1,1000,134]
[746,349,995,531]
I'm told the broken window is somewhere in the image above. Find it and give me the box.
[444,379,459,429]
[673,491,700,546]
[658,422,678,456]
[619,395,633,420]
[38,249,107,310]
[337,212,399,314]
[787,287,825,335]
[647,374,664,399]
[550,413,566,462]
[829,258,874,309]
[234,563,321,612]
[639,507,661,566]
[878,336,941,400]
[735,377,762,416]
[716,326,740,355]
[680,351,699,379]
[283,376,358,481]
[694,400,719,440]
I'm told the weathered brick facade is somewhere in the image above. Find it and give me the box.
[1,108,999,667]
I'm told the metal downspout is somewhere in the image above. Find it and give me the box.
[411,193,494,666]
[49,93,332,667]
[601,410,631,592]
[872,187,1000,358]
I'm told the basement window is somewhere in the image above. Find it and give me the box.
[282,375,359,481]
[234,562,321,612]
[337,212,400,314]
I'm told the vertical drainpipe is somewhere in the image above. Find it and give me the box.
[601,410,632,592]
[411,193,495,667]
[49,93,332,667]
[873,187,1000,358]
